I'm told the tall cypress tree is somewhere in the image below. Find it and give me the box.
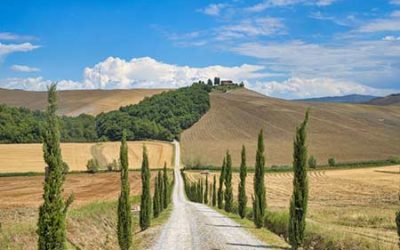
[253,129,266,228]
[153,176,160,218]
[37,84,73,250]
[289,111,310,249]
[212,175,217,206]
[224,151,233,212]
[157,170,164,212]
[217,157,226,209]
[117,131,132,250]
[238,145,248,219]
[162,162,168,208]
[140,146,151,230]
[204,175,209,204]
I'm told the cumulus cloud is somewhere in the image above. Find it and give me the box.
[0,42,40,60]
[10,64,40,72]
[82,57,269,89]
[0,77,81,91]
[250,77,397,99]
[0,32,36,41]
[200,3,228,16]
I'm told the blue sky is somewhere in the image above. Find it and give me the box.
[0,0,399,98]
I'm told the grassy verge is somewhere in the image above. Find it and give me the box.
[211,207,290,249]
[0,196,172,250]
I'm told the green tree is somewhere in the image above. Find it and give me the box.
[288,111,310,249]
[224,151,233,212]
[238,145,248,219]
[37,84,74,250]
[117,131,132,250]
[217,157,226,209]
[158,170,163,212]
[212,175,217,206]
[328,157,336,167]
[253,129,266,228]
[308,155,317,169]
[153,176,160,218]
[163,163,169,208]
[140,146,151,230]
[204,175,209,204]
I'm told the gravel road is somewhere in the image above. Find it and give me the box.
[151,141,270,250]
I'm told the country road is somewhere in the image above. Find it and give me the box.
[151,140,270,250]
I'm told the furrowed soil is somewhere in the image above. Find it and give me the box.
[185,165,400,249]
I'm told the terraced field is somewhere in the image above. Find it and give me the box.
[181,88,400,167]
[0,141,174,173]
[185,165,400,248]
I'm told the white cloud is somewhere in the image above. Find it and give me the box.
[0,42,40,60]
[0,77,81,91]
[200,3,228,16]
[382,35,400,41]
[246,0,336,12]
[216,17,285,40]
[10,64,40,72]
[250,77,397,99]
[83,57,269,89]
[0,32,36,41]
[358,11,400,32]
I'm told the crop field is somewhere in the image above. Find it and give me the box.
[185,165,400,248]
[0,141,174,173]
[181,88,400,167]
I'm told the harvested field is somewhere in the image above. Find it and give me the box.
[0,141,174,173]
[186,165,400,248]
[181,88,400,167]
[0,88,168,116]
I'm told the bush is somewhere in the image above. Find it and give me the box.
[264,210,290,239]
[389,156,400,164]
[308,155,317,169]
[106,159,120,172]
[87,159,99,173]
[328,158,336,167]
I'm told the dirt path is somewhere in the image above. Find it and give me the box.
[151,141,270,250]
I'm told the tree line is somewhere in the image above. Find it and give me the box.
[37,84,173,250]
[182,111,310,249]
[0,82,210,143]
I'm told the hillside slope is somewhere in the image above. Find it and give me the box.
[0,88,167,116]
[181,88,400,167]
[367,93,400,106]
[296,94,378,104]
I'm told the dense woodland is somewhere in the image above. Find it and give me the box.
[0,83,211,143]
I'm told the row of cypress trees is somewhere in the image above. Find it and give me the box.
[153,163,172,218]
[36,84,172,250]
[182,110,310,250]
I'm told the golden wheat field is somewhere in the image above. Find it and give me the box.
[0,88,168,116]
[0,141,174,173]
[186,165,400,248]
[181,88,400,167]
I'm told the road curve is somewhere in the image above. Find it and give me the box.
[151,140,270,250]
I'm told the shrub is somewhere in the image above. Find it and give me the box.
[87,159,99,173]
[328,158,336,167]
[389,156,400,164]
[308,155,317,169]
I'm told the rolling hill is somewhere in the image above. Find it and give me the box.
[180,88,400,167]
[295,94,378,104]
[367,93,400,106]
[0,88,167,116]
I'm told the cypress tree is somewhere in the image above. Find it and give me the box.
[140,146,151,230]
[217,157,226,209]
[153,176,160,218]
[238,145,247,219]
[200,179,204,203]
[37,84,73,250]
[288,111,310,249]
[204,175,209,204]
[163,162,169,208]
[117,131,132,250]
[253,129,266,228]
[212,175,217,206]
[158,170,164,212]
[396,196,400,249]
[224,151,233,212]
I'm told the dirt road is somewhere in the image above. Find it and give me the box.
[151,141,270,250]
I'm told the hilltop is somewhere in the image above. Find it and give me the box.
[181,88,400,167]
[0,88,167,116]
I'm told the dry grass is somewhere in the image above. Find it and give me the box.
[186,165,400,249]
[181,88,400,167]
[0,141,174,173]
[0,88,168,116]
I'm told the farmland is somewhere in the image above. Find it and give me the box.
[181,88,400,167]
[185,165,400,249]
[0,141,174,173]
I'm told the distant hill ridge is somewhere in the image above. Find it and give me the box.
[295,94,378,104]
[367,93,400,106]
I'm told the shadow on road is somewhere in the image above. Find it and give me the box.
[227,242,289,249]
